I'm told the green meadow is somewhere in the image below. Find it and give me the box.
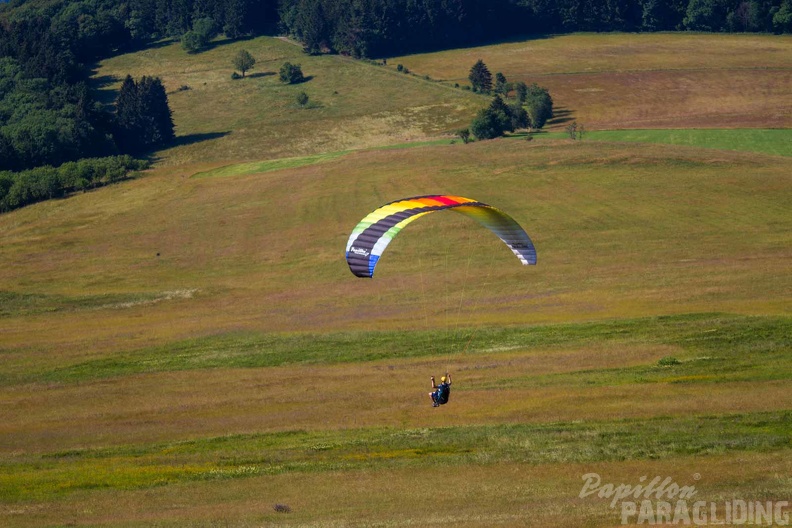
[1,33,791,526]
[532,128,792,157]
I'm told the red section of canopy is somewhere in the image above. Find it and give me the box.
[429,195,460,206]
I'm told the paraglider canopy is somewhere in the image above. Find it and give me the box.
[345,194,536,278]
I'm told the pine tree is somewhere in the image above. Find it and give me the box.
[468,59,492,93]
[115,75,142,152]
[114,75,174,153]
[146,77,175,145]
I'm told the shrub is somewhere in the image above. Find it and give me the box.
[657,356,682,367]
[296,92,309,106]
[231,72,241,80]
[279,62,305,84]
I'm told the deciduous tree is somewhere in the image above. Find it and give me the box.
[233,49,256,77]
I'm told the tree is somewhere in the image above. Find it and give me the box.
[181,31,203,52]
[279,62,305,84]
[224,0,250,39]
[728,1,761,31]
[233,49,256,77]
[457,128,471,144]
[508,102,529,130]
[468,60,492,93]
[515,81,528,103]
[470,96,516,140]
[565,121,578,139]
[524,83,553,130]
[773,0,792,32]
[181,17,217,53]
[114,75,141,151]
[494,72,508,94]
[684,0,729,31]
[298,0,327,54]
[114,75,174,153]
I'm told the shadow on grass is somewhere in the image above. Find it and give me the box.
[508,130,551,139]
[375,33,557,60]
[172,131,230,147]
[89,73,121,106]
[246,71,276,79]
[548,107,575,126]
[290,75,314,84]
[145,132,231,163]
[192,36,239,53]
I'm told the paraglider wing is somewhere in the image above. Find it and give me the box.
[345,195,536,278]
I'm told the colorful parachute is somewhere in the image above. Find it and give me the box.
[345,195,537,278]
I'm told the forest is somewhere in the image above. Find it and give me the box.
[280,0,792,56]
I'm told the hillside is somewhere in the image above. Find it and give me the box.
[93,37,483,166]
[1,33,791,527]
[390,33,792,129]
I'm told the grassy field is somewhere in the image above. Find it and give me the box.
[2,33,791,526]
[390,33,792,130]
[530,128,792,157]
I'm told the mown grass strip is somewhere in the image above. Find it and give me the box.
[2,411,789,502]
[19,313,791,386]
[191,151,349,179]
[191,138,458,179]
[0,290,183,318]
[527,129,792,156]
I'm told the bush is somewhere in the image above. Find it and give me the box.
[279,62,305,84]
[296,92,309,106]
[181,31,202,53]
[657,356,682,367]
[231,72,242,80]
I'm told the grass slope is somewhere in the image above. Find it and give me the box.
[390,33,792,130]
[92,36,483,166]
[1,140,789,355]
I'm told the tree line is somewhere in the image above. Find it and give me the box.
[279,0,792,57]
[0,155,149,213]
